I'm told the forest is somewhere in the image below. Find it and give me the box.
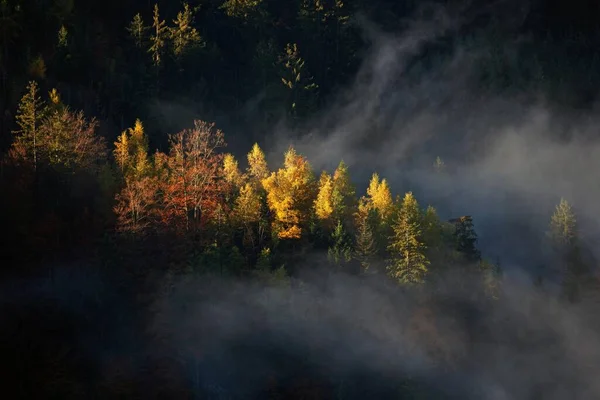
[2,0,600,399]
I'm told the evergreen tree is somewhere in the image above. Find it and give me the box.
[451,215,481,262]
[387,192,429,285]
[327,219,352,268]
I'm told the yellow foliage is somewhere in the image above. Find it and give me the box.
[223,153,243,187]
[262,147,315,239]
[247,143,269,181]
[235,182,262,224]
[113,119,150,178]
[366,173,393,220]
[314,171,333,220]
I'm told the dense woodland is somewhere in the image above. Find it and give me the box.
[2,0,600,398]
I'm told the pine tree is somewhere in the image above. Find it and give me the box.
[170,3,202,58]
[149,4,167,68]
[127,13,148,48]
[387,192,429,285]
[13,81,46,169]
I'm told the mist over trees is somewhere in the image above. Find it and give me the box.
[1,0,600,398]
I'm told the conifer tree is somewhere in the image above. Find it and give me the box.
[127,13,148,49]
[170,3,202,58]
[279,43,318,117]
[247,142,269,181]
[548,198,577,247]
[451,215,481,262]
[366,173,393,222]
[331,160,356,222]
[387,192,429,285]
[327,219,352,267]
[220,0,263,20]
[149,4,167,68]
[13,81,46,169]
[262,146,316,239]
[223,153,244,189]
[547,198,588,302]
[354,203,377,271]
[314,171,334,221]
[433,156,445,173]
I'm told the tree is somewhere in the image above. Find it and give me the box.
[547,198,588,302]
[220,0,263,20]
[149,4,167,68]
[170,3,202,59]
[433,156,445,173]
[113,119,151,179]
[262,147,316,240]
[160,120,226,236]
[327,220,352,268]
[548,198,576,247]
[13,81,46,169]
[314,171,334,221]
[234,182,266,251]
[450,215,481,262]
[247,142,269,181]
[366,173,393,222]
[114,176,158,234]
[223,153,244,189]
[127,13,148,49]
[279,43,318,118]
[354,203,377,271]
[331,160,356,222]
[38,106,106,171]
[387,192,429,285]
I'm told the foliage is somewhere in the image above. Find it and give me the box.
[387,192,429,285]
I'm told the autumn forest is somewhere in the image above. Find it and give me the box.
[2,0,600,399]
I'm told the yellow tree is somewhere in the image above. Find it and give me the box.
[331,160,356,222]
[262,147,316,239]
[247,142,269,181]
[314,171,334,221]
[149,4,167,68]
[170,3,202,58]
[113,119,157,235]
[113,119,151,179]
[366,173,393,222]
